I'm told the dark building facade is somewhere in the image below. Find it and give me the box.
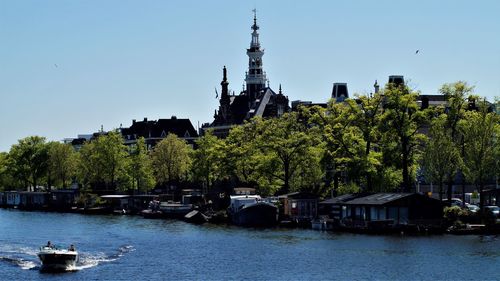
[206,12,290,138]
[121,117,198,148]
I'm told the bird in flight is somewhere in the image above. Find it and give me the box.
[415,50,420,54]
[54,64,58,68]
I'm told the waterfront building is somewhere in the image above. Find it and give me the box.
[0,192,5,207]
[49,189,79,211]
[4,191,20,208]
[278,192,319,222]
[205,12,290,138]
[18,191,49,210]
[336,193,444,229]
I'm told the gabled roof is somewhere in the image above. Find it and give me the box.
[229,95,250,124]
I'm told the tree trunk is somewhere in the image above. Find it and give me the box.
[447,174,453,206]
[401,155,410,192]
[439,181,443,201]
[365,139,372,192]
[283,160,290,195]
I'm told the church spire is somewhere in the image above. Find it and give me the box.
[215,66,231,124]
[250,9,260,48]
[245,9,267,102]
[221,66,229,102]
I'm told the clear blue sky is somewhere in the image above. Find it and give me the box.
[1,0,499,152]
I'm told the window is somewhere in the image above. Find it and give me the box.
[388,207,398,221]
[379,207,386,220]
[370,207,378,220]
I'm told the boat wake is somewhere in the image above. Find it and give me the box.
[0,244,134,272]
[73,245,135,270]
[0,256,38,270]
[0,245,39,270]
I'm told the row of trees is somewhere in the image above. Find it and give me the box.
[0,133,192,193]
[0,81,499,204]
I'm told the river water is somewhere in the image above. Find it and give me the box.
[1,209,499,281]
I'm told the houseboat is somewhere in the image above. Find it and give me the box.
[337,193,444,233]
[159,202,193,218]
[228,195,278,227]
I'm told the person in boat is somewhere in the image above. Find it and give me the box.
[68,244,75,251]
[46,241,53,248]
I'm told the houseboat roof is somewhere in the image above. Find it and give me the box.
[277,192,318,199]
[320,194,359,205]
[342,193,414,205]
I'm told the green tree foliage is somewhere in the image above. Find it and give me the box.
[78,132,130,192]
[224,121,263,187]
[346,94,386,192]
[129,137,155,192]
[439,81,473,203]
[421,115,462,200]
[459,103,499,210]
[380,83,429,192]
[48,142,77,189]
[257,112,323,195]
[191,131,225,193]
[0,152,15,191]
[8,136,48,190]
[151,134,192,189]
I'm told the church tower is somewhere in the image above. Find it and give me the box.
[245,10,267,103]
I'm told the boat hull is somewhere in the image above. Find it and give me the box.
[38,249,78,271]
[159,203,193,218]
[231,202,278,227]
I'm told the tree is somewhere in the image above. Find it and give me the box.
[347,93,385,192]
[8,136,48,190]
[460,103,499,211]
[224,121,262,186]
[129,137,155,192]
[191,131,225,193]
[78,132,130,192]
[258,112,321,195]
[0,152,14,191]
[48,142,77,189]
[380,83,429,192]
[421,115,462,200]
[151,134,192,189]
[440,81,473,204]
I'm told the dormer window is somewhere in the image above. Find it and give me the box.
[184,131,190,138]
[161,130,167,137]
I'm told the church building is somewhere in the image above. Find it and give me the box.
[205,12,290,138]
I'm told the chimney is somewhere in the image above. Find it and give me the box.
[332,83,349,102]
[388,75,404,86]
[143,117,148,122]
[132,119,136,125]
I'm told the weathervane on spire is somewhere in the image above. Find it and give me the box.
[251,8,259,31]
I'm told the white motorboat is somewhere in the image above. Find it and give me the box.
[37,245,78,271]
